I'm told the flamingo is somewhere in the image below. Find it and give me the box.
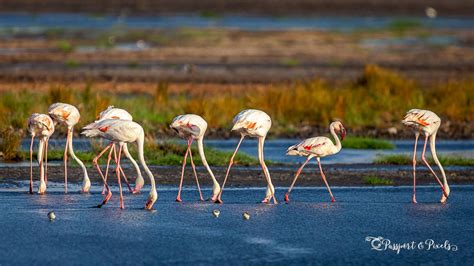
[82,119,157,210]
[402,109,450,203]
[215,109,277,204]
[285,121,346,202]
[27,113,55,194]
[95,106,145,194]
[48,103,90,193]
[170,114,221,202]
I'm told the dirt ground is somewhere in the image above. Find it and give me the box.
[2,165,472,187]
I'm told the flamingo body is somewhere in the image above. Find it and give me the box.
[216,109,277,204]
[170,114,220,201]
[82,119,158,209]
[48,102,90,193]
[402,109,449,203]
[285,121,346,202]
[95,106,144,193]
[27,113,55,194]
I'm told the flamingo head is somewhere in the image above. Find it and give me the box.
[333,121,346,140]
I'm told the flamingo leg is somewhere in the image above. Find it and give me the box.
[119,166,134,193]
[93,143,112,192]
[176,142,190,202]
[188,138,204,201]
[29,135,35,194]
[44,137,49,185]
[412,133,419,203]
[317,157,335,202]
[114,144,125,209]
[258,136,277,204]
[97,144,115,208]
[215,135,245,204]
[285,156,311,202]
[421,135,449,198]
[37,139,46,194]
[63,130,70,194]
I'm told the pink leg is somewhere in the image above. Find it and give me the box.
[97,144,115,208]
[188,138,204,201]
[63,131,69,194]
[114,144,125,209]
[119,166,134,193]
[285,157,311,202]
[412,133,419,203]
[176,142,190,202]
[317,158,335,202]
[215,135,245,204]
[421,135,449,198]
[93,143,112,189]
[29,135,34,194]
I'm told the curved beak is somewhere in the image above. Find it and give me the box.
[340,127,346,141]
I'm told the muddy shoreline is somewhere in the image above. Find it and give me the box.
[2,165,472,187]
[1,0,474,16]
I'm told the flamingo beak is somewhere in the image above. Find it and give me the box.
[340,127,346,140]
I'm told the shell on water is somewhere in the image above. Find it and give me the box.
[48,211,56,221]
[212,209,220,218]
[242,212,250,220]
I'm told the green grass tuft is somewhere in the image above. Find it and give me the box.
[22,141,261,166]
[343,137,394,150]
[374,154,474,166]
[363,175,394,186]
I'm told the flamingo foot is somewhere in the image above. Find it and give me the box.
[175,196,182,202]
[261,197,270,204]
[331,197,336,203]
[284,193,289,202]
[120,202,125,209]
[412,195,417,204]
[98,190,112,208]
[215,198,223,204]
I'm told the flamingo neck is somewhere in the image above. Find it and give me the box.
[429,132,448,187]
[197,138,219,187]
[137,133,155,189]
[330,124,342,153]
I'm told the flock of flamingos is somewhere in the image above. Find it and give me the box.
[27,103,450,210]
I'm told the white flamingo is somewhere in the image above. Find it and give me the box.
[82,119,157,210]
[48,103,90,193]
[170,114,221,202]
[27,113,55,194]
[215,109,277,204]
[402,109,449,203]
[285,121,346,202]
[95,106,145,194]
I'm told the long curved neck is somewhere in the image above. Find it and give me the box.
[330,124,342,153]
[122,144,143,178]
[66,127,89,179]
[197,138,219,186]
[429,132,448,187]
[137,132,155,189]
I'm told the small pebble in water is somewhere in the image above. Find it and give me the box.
[242,212,250,220]
[47,211,56,221]
[212,209,220,218]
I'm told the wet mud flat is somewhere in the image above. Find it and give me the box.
[1,164,473,188]
[0,185,472,264]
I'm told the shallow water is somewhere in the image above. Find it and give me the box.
[0,184,472,264]
[17,138,474,165]
[1,12,474,32]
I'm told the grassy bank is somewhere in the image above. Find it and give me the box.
[343,137,394,150]
[0,65,472,159]
[374,154,474,166]
[19,142,260,166]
